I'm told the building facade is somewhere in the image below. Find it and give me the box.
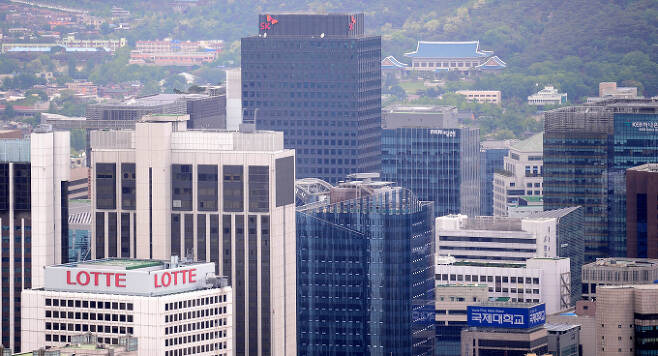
[89,115,296,356]
[596,284,658,356]
[580,258,658,301]
[455,90,501,105]
[241,13,381,184]
[436,215,559,264]
[381,112,480,217]
[493,132,543,216]
[543,98,658,260]
[626,164,658,258]
[296,176,435,355]
[436,257,571,314]
[479,140,514,216]
[461,302,549,356]
[545,323,580,356]
[435,284,488,356]
[0,128,70,352]
[404,41,504,72]
[21,258,232,355]
[528,86,567,106]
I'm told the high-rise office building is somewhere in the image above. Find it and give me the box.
[493,132,544,216]
[89,115,296,356]
[480,140,515,216]
[241,13,381,183]
[544,98,658,261]
[296,175,435,355]
[596,284,658,355]
[381,109,480,217]
[626,164,658,258]
[0,127,70,352]
[580,257,658,301]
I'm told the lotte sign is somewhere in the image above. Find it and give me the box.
[45,263,214,297]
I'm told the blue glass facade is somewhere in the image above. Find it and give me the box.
[67,229,90,262]
[241,14,381,184]
[544,101,658,261]
[480,146,509,216]
[297,187,435,355]
[381,127,480,217]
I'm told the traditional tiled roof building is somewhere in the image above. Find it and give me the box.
[404,41,505,72]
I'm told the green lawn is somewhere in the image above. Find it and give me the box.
[398,80,426,94]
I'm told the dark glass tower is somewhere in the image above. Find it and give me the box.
[479,141,511,216]
[381,118,480,217]
[543,98,658,261]
[241,13,381,184]
[296,177,435,355]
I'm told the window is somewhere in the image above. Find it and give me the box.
[96,163,116,209]
[198,165,218,211]
[223,166,244,212]
[172,165,193,211]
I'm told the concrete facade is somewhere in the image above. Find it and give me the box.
[89,115,296,356]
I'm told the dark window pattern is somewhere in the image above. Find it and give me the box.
[120,213,130,258]
[197,214,206,261]
[0,163,9,212]
[171,214,181,258]
[222,215,231,283]
[61,181,69,262]
[107,213,117,258]
[234,215,245,355]
[13,163,30,211]
[210,215,219,274]
[223,166,243,212]
[248,166,269,212]
[242,30,381,184]
[261,215,271,355]
[95,212,104,259]
[248,215,258,355]
[636,193,648,258]
[172,165,193,211]
[198,165,218,211]
[121,163,136,210]
[184,214,193,259]
[96,163,116,210]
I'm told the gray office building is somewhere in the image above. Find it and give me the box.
[381,106,480,217]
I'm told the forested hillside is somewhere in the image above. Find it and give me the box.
[34,0,658,99]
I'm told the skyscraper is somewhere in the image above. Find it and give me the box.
[89,115,296,356]
[626,164,658,258]
[241,13,381,184]
[296,175,435,355]
[0,127,70,352]
[381,107,480,217]
[543,98,658,261]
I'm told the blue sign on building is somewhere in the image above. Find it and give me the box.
[467,304,546,329]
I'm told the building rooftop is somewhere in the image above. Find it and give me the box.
[628,163,658,173]
[511,132,543,152]
[481,139,517,150]
[404,41,491,59]
[544,323,580,332]
[477,301,544,309]
[381,55,408,68]
[73,258,164,270]
[585,258,658,269]
[525,206,581,219]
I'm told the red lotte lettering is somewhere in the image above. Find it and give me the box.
[154,268,197,288]
[66,270,127,288]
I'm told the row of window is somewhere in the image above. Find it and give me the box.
[164,342,228,356]
[437,274,540,284]
[164,307,227,323]
[165,330,227,346]
[166,320,228,336]
[45,298,133,310]
[413,61,480,68]
[164,295,227,311]
[46,322,133,334]
[46,310,133,323]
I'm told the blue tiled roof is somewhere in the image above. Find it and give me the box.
[381,55,408,68]
[404,41,490,59]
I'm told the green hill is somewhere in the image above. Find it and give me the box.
[30,0,658,99]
